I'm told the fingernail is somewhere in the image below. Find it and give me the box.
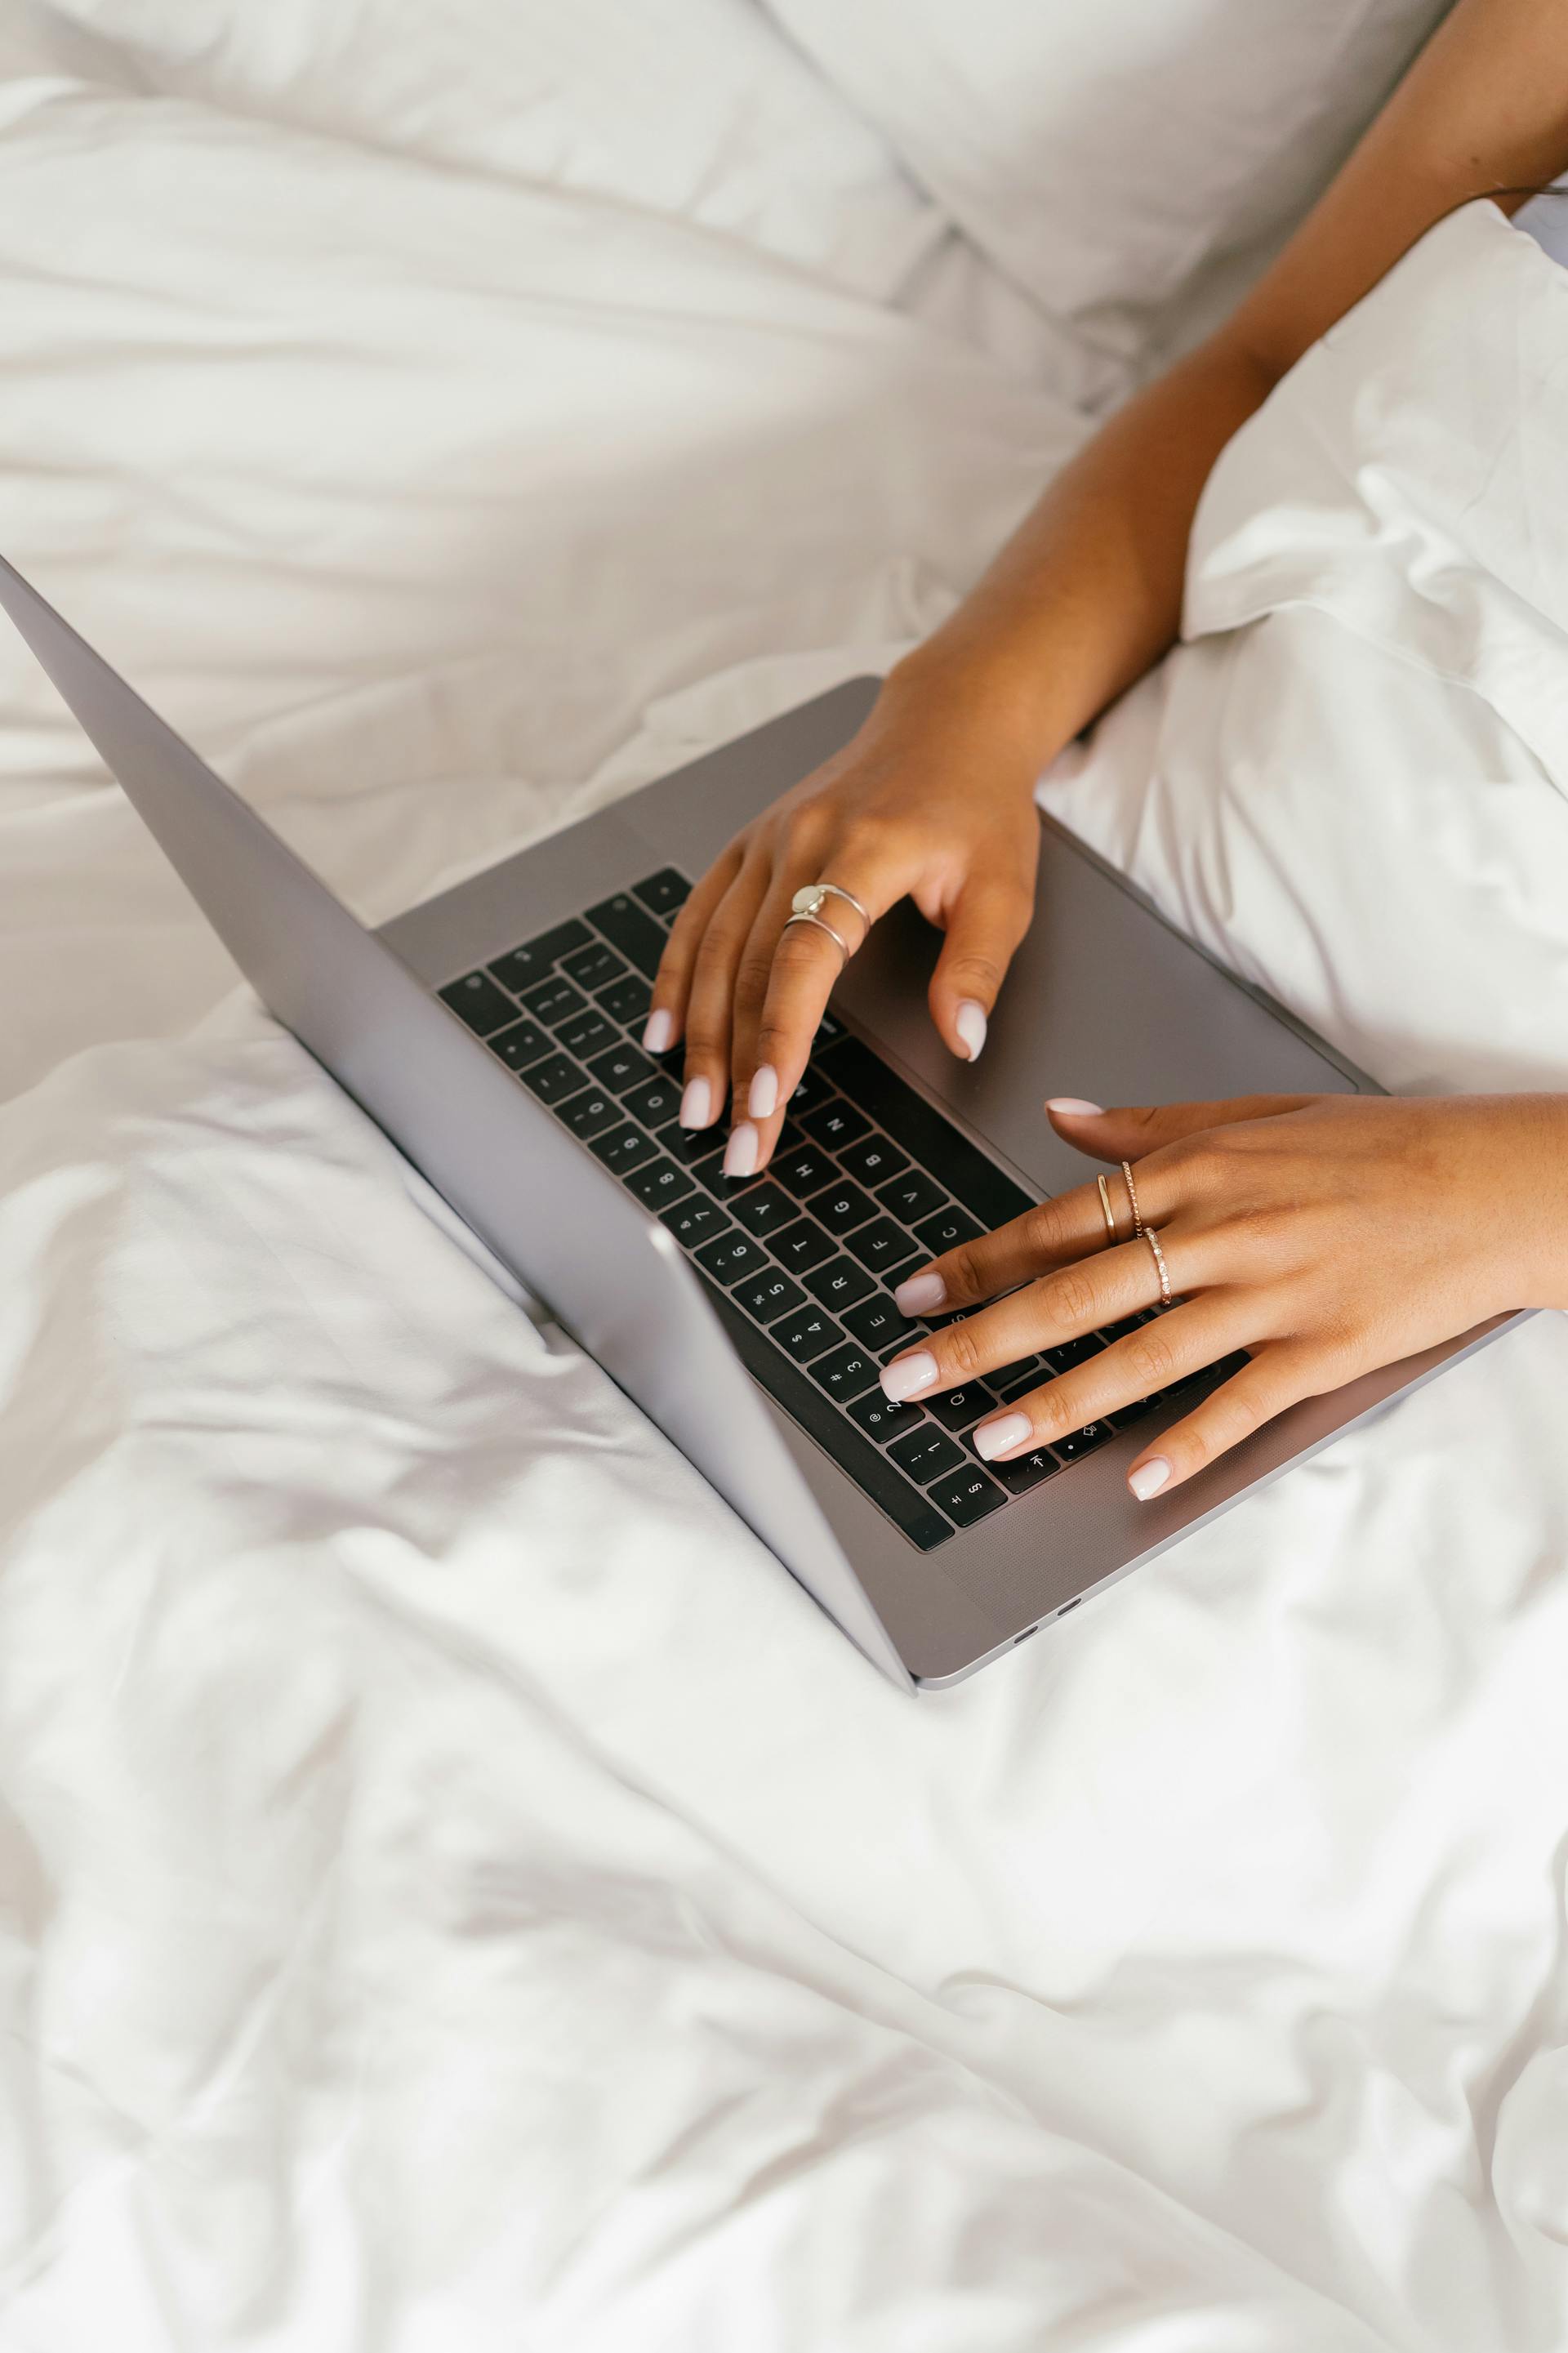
[723,1122,760,1179]
[955,1000,987,1062]
[1045,1097,1104,1116]
[880,1350,938,1402]
[973,1411,1032,1461]
[643,1009,675,1054]
[679,1076,713,1129]
[1129,1456,1171,1501]
[893,1271,947,1316]
[748,1063,778,1119]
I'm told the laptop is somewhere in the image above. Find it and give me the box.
[0,555,1525,1689]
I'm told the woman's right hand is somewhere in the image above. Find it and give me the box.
[644,658,1048,1179]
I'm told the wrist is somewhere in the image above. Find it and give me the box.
[883,634,1071,781]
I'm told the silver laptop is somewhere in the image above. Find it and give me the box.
[0,555,1523,1690]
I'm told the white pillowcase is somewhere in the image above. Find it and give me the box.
[764,0,1454,398]
[1040,203,1568,1099]
[21,0,945,300]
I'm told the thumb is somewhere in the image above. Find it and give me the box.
[928,881,1031,1062]
[1045,1093,1319,1162]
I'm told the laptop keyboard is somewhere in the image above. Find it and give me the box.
[438,868,1214,1553]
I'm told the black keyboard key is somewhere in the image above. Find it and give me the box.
[929,1381,997,1433]
[990,1353,1041,1391]
[688,1152,733,1200]
[843,1296,920,1357]
[819,1035,1035,1229]
[887,1424,966,1485]
[666,1121,729,1170]
[622,1073,684,1130]
[733,1268,807,1324]
[914,1205,982,1258]
[808,1342,880,1404]
[695,1230,770,1287]
[804,1256,875,1313]
[520,1052,587,1107]
[845,1389,925,1444]
[837,1133,909,1188]
[660,1195,732,1250]
[1046,1335,1104,1375]
[559,1086,621,1141]
[484,1017,553,1073]
[845,1217,921,1277]
[994,1446,1062,1495]
[632,867,690,920]
[771,1220,837,1276]
[773,1304,844,1363]
[597,972,652,1028]
[729,1183,796,1241]
[1108,1397,1159,1430]
[801,1099,870,1152]
[439,969,521,1037]
[586,890,668,978]
[589,1121,657,1178]
[697,1281,951,1551]
[557,1008,617,1060]
[586,1041,657,1096]
[487,920,593,993]
[1055,1421,1113,1462]
[773,1142,838,1199]
[874,1169,948,1227]
[625,1155,694,1212]
[561,941,627,992]
[520,975,590,1029]
[804,1179,876,1237]
[815,1011,845,1044]
[784,1065,835,1118]
[927,1465,1007,1528]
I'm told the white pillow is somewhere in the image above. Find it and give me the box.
[764,0,1454,396]
[1040,203,1568,1099]
[22,0,945,301]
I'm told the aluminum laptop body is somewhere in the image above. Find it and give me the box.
[0,555,1525,1690]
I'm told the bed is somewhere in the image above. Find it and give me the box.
[2,6,1566,2347]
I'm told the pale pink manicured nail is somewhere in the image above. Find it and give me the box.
[1129,1456,1172,1500]
[1045,1097,1104,1116]
[955,1000,987,1062]
[894,1271,947,1316]
[880,1350,938,1402]
[679,1076,713,1129]
[748,1063,778,1119]
[723,1123,760,1179]
[973,1411,1032,1461]
[643,1009,675,1054]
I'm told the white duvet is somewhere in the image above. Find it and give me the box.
[1,26,1566,2353]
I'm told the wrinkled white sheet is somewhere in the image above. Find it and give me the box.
[1,39,1566,2353]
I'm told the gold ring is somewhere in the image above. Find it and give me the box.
[1121,1160,1144,1237]
[1144,1227,1172,1308]
[782,908,851,969]
[1097,1173,1118,1241]
[792,880,869,932]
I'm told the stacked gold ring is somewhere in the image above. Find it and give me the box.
[1121,1160,1144,1237]
[1144,1227,1172,1307]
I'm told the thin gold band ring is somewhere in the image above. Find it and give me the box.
[1121,1160,1144,1237]
[1144,1227,1172,1308]
[1097,1174,1118,1241]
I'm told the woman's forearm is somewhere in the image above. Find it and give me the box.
[891,332,1281,768]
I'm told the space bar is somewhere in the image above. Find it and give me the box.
[697,1279,954,1552]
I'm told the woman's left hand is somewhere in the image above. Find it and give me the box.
[879,1091,1568,1501]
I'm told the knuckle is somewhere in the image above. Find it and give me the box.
[1022,1197,1073,1256]
[942,1321,982,1380]
[1032,1382,1074,1437]
[943,951,1005,996]
[1044,1268,1098,1328]
[733,951,775,1004]
[1126,1328,1176,1386]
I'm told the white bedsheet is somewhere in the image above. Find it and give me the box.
[1,40,1566,2353]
